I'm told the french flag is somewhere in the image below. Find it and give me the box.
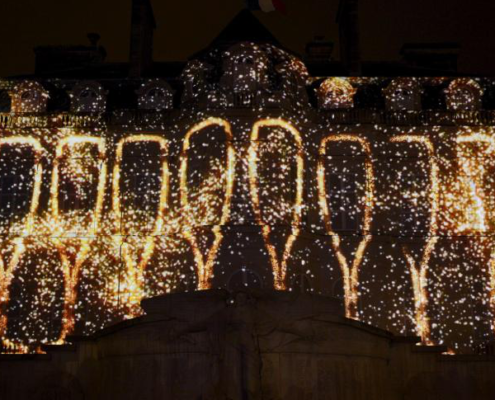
[246,0,287,13]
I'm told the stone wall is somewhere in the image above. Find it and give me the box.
[1,290,494,399]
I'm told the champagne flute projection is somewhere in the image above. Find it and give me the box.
[248,119,304,291]
[112,135,169,316]
[390,135,439,344]
[455,132,495,332]
[0,137,44,345]
[317,135,375,320]
[455,133,495,233]
[180,118,236,291]
[50,136,107,341]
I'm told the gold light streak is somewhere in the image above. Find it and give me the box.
[0,137,44,341]
[455,132,495,334]
[179,118,236,290]
[2,117,495,353]
[248,119,304,290]
[50,136,107,341]
[112,135,169,313]
[390,135,439,344]
[317,134,375,320]
[455,133,495,233]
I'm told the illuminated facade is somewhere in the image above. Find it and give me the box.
[0,43,495,356]
[1,1,495,397]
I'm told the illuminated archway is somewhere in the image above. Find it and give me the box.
[0,137,44,343]
[51,136,108,341]
[112,135,169,315]
[390,135,439,344]
[179,118,236,290]
[248,119,304,290]
[317,134,375,319]
[455,132,495,335]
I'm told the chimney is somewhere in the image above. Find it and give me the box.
[305,36,334,64]
[129,0,156,77]
[337,0,361,76]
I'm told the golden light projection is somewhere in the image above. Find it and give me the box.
[445,78,483,111]
[390,135,439,344]
[0,137,44,343]
[455,133,495,233]
[1,116,495,355]
[51,136,108,341]
[248,119,304,290]
[317,78,356,109]
[383,78,422,111]
[317,135,375,319]
[9,81,49,114]
[112,135,169,315]
[179,118,236,290]
[454,132,495,335]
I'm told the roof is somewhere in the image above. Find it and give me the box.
[209,9,280,49]
[401,42,461,53]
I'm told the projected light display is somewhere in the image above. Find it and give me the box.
[0,117,494,355]
[0,45,494,355]
[317,134,375,320]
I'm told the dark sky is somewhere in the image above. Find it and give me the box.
[0,0,494,77]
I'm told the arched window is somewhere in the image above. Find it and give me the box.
[136,80,173,111]
[228,268,263,291]
[9,81,49,113]
[70,81,107,113]
[445,78,483,111]
[317,78,356,109]
[383,78,422,111]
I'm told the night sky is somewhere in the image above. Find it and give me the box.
[0,0,494,77]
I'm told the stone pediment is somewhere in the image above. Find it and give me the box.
[1,291,495,400]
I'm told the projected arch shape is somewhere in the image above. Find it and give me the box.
[390,135,439,344]
[50,136,108,341]
[51,136,108,232]
[455,132,495,233]
[317,134,375,319]
[455,132,495,332]
[111,135,170,316]
[248,119,304,291]
[112,135,170,236]
[0,137,44,340]
[0,137,44,232]
[179,117,236,290]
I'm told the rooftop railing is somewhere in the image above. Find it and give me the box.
[0,109,494,129]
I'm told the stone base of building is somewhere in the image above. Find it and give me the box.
[1,289,494,399]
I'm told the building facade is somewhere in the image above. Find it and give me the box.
[0,1,495,398]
